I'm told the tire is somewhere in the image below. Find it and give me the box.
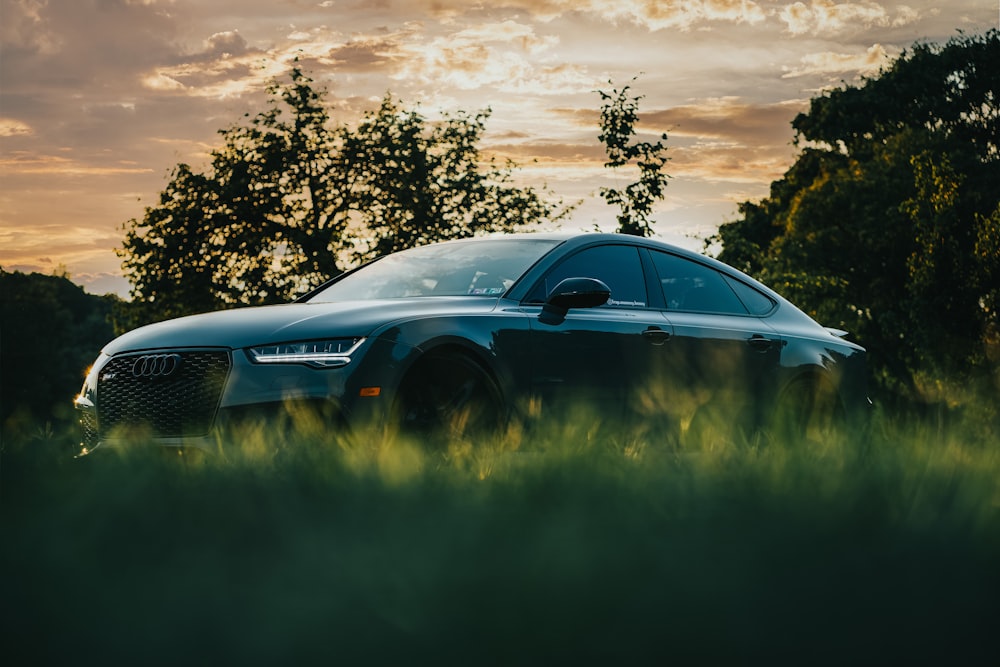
[394,352,504,446]
[771,375,845,446]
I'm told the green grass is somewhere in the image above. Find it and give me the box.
[1,409,997,665]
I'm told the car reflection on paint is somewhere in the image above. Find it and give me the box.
[75,232,869,453]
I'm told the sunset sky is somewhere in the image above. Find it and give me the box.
[1,0,996,297]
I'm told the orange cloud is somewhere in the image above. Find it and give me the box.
[0,154,154,176]
[412,0,768,30]
[778,1,921,36]
[782,43,897,78]
[553,97,806,146]
[0,118,33,137]
[669,141,796,184]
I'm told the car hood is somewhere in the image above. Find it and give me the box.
[104,297,499,354]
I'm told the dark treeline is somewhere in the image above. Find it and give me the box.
[0,269,118,445]
[713,30,999,413]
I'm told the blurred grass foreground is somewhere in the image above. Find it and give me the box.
[1,409,998,665]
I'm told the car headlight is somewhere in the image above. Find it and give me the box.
[75,352,109,408]
[246,338,365,368]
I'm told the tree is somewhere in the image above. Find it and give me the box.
[712,30,1000,400]
[119,68,564,322]
[1,269,117,443]
[343,97,564,262]
[597,79,670,237]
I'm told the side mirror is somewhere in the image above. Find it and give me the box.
[540,277,610,324]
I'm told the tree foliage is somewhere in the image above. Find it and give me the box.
[0,269,117,438]
[713,30,1000,399]
[120,68,564,322]
[597,79,670,237]
[341,97,561,261]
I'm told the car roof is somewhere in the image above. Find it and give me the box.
[484,231,802,314]
[483,231,756,280]
[303,231,786,312]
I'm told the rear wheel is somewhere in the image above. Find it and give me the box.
[394,352,504,446]
[771,376,845,446]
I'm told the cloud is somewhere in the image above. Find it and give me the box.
[448,19,542,45]
[143,73,187,91]
[782,43,896,78]
[485,140,606,165]
[140,47,286,98]
[412,0,768,31]
[327,37,398,71]
[554,97,805,146]
[135,27,280,98]
[0,0,180,93]
[669,141,795,184]
[392,20,579,92]
[778,1,921,36]
[642,97,807,145]
[0,0,62,55]
[610,0,769,31]
[497,63,597,96]
[409,0,925,36]
[0,153,154,176]
[0,221,130,267]
[199,31,253,60]
[0,118,33,137]
[490,96,802,186]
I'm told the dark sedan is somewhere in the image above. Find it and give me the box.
[75,233,868,452]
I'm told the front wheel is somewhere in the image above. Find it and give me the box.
[393,352,504,446]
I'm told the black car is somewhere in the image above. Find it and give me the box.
[75,233,868,452]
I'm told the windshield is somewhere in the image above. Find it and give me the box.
[306,238,561,302]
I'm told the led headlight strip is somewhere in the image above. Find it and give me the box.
[246,338,365,368]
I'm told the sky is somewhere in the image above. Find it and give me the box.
[1,1,997,297]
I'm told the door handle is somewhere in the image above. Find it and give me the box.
[747,334,775,352]
[642,326,671,345]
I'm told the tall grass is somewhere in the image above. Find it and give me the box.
[1,407,997,665]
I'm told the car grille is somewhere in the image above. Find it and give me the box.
[95,349,231,440]
[79,409,99,448]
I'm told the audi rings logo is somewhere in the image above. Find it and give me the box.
[131,353,183,379]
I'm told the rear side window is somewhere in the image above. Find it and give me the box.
[650,251,748,315]
[723,275,776,316]
[528,244,648,308]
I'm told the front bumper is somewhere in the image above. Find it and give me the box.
[74,344,393,454]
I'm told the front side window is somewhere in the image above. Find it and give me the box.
[527,244,648,308]
[650,251,749,315]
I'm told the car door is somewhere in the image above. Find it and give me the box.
[522,243,672,426]
[645,249,783,442]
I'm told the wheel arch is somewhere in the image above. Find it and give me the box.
[390,338,510,441]
[770,364,850,442]
[395,337,508,407]
[776,365,846,410]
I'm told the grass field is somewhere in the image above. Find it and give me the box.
[1,407,997,665]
